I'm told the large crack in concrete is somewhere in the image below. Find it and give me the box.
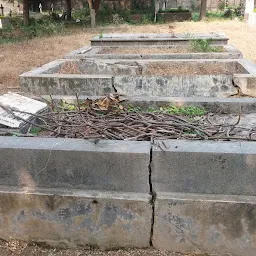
[149,140,156,247]
[111,76,117,93]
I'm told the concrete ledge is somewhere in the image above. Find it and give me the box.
[152,140,256,196]
[0,186,151,249]
[90,33,229,46]
[153,192,256,256]
[67,45,242,60]
[0,137,151,193]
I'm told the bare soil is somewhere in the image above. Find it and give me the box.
[1,20,256,93]
[57,61,238,75]
[0,240,206,256]
[59,61,81,74]
[145,62,236,75]
[98,46,224,55]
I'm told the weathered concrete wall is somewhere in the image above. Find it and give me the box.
[152,140,256,196]
[20,74,114,95]
[151,139,256,255]
[21,74,238,97]
[1,137,256,255]
[114,75,237,97]
[153,192,256,256]
[0,186,151,249]
[0,137,150,193]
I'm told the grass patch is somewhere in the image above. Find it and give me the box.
[128,105,206,116]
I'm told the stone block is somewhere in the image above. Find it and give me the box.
[152,140,256,196]
[0,137,151,193]
[153,192,256,256]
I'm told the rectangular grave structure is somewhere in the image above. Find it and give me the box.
[65,45,243,60]
[90,33,229,46]
[11,33,256,256]
[20,58,256,98]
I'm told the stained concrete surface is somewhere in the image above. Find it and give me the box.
[153,192,256,256]
[0,137,151,193]
[0,186,151,249]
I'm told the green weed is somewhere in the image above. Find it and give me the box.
[127,105,142,112]
[160,105,206,116]
[29,127,42,136]
[189,38,221,52]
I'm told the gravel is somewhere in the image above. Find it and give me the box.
[0,240,207,256]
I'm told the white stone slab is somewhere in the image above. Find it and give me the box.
[0,92,47,128]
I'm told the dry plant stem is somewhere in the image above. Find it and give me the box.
[1,99,255,142]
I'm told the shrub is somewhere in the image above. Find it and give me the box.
[192,12,200,21]
[72,7,90,20]
[189,39,221,52]
[0,15,67,44]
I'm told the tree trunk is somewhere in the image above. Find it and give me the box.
[66,0,72,20]
[87,0,101,12]
[23,0,29,26]
[93,0,101,12]
[199,0,207,20]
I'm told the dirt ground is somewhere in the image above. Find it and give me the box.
[0,239,206,256]
[1,20,256,93]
